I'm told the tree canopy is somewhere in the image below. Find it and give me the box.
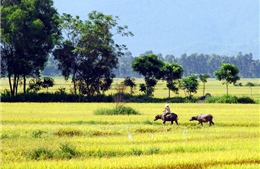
[1,0,60,95]
[54,11,133,96]
[160,62,183,98]
[214,63,240,95]
[131,54,164,96]
[180,74,199,98]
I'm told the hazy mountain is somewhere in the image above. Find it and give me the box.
[53,0,259,59]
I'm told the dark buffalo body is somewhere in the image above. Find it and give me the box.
[154,113,178,125]
[190,114,214,126]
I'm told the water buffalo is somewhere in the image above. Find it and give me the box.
[190,114,214,126]
[154,113,178,125]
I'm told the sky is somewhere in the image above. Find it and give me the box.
[53,0,259,59]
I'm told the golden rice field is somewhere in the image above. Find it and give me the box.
[1,103,260,168]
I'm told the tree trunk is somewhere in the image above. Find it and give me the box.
[13,74,17,96]
[203,83,205,96]
[8,74,14,96]
[72,72,77,95]
[23,75,26,94]
[15,75,19,96]
[226,83,229,96]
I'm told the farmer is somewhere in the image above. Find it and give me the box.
[163,104,171,120]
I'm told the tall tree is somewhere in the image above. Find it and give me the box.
[214,63,240,95]
[1,0,60,95]
[199,73,210,96]
[54,11,133,96]
[160,62,183,98]
[181,74,199,98]
[131,54,164,96]
[53,14,83,94]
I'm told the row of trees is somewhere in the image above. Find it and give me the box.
[113,51,260,78]
[130,54,239,98]
[43,51,260,78]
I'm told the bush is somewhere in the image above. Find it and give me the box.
[216,95,238,103]
[204,95,238,103]
[237,97,255,104]
[1,93,114,102]
[245,82,255,86]
[94,105,140,115]
[205,95,255,104]
[204,96,221,103]
[29,148,54,160]
[59,143,79,159]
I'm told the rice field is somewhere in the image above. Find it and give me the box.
[1,103,259,168]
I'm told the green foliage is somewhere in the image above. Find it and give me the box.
[94,105,140,115]
[29,148,54,160]
[1,89,11,97]
[54,11,133,96]
[180,74,199,98]
[1,0,60,96]
[54,87,66,95]
[1,93,114,102]
[123,77,136,95]
[245,82,255,86]
[113,52,260,79]
[214,63,240,95]
[237,97,255,104]
[205,95,255,104]
[205,95,238,103]
[131,54,164,96]
[59,143,79,159]
[27,77,55,93]
[161,62,183,98]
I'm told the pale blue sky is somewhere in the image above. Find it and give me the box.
[53,0,259,59]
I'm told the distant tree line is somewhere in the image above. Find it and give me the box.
[43,51,260,78]
[112,51,260,78]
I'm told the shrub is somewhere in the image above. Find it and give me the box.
[216,95,238,103]
[204,95,238,103]
[205,95,255,104]
[245,82,255,86]
[204,96,221,103]
[59,143,79,159]
[237,97,255,104]
[1,93,114,102]
[94,105,140,115]
[1,89,11,97]
[29,148,54,160]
